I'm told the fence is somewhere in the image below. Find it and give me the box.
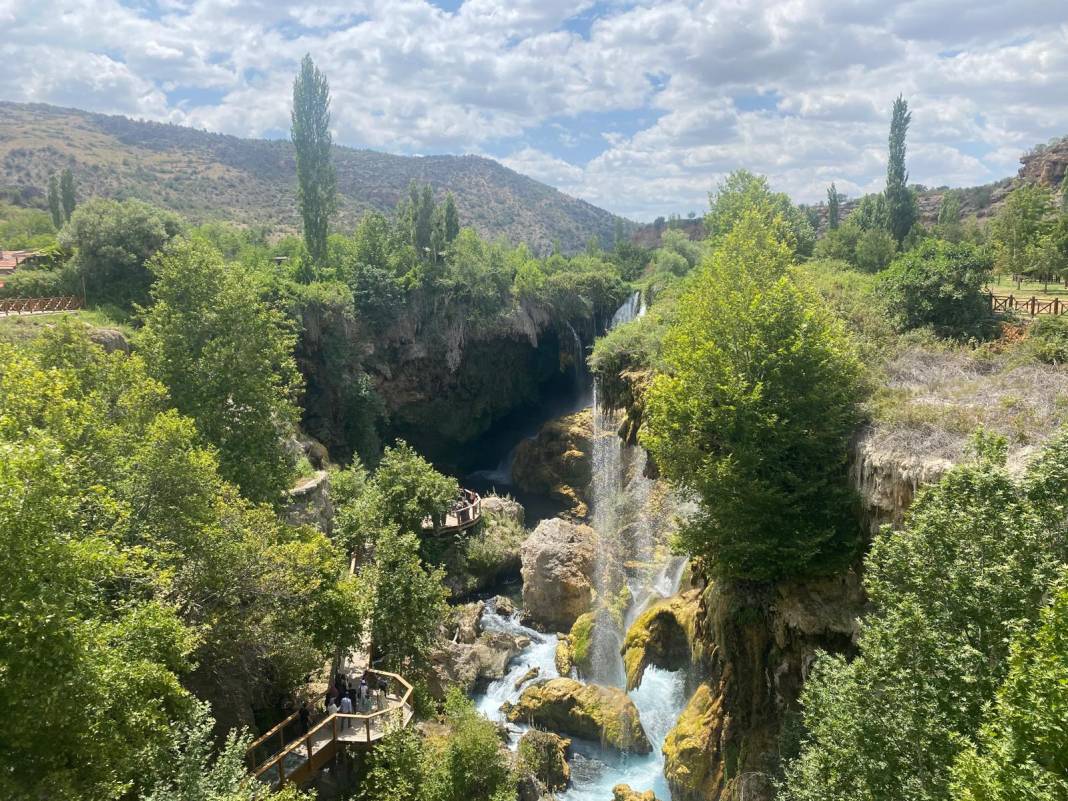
[0,296,83,315]
[989,293,1068,318]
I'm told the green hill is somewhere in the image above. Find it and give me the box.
[0,101,626,253]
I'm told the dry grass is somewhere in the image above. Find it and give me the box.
[868,343,1068,465]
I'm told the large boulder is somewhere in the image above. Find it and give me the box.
[88,327,131,354]
[503,678,651,754]
[285,471,333,534]
[481,494,526,525]
[613,785,660,801]
[428,628,524,699]
[518,729,571,793]
[512,410,592,518]
[621,590,700,691]
[521,518,598,631]
[661,683,723,801]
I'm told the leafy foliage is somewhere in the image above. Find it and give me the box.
[641,211,863,581]
[60,197,182,308]
[885,96,918,244]
[291,54,337,269]
[878,239,993,337]
[138,236,302,503]
[782,431,1068,801]
[705,169,815,257]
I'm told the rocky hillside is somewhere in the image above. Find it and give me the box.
[0,101,626,253]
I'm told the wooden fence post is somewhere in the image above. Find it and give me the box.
[1031,296,1037,317]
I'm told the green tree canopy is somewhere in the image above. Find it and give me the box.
[137,236,302,503]
[782,431,1068,801]
[60,197,182,309]
[878,239,993,337]
[706,169,815,256]
[641,211,864,581]
[991,184,1053,279]
[885,95,918,244]
[291,53,337,270]
[59,168,76,221]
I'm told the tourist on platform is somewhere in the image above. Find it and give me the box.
[299,701,311,735]
[339,693,353,729]
[359,677,369,712]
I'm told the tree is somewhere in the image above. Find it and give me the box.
[370,440,458,534]
[360,725,428,801]
[59,198,182,308]
[425,690,516,801]
[641,211,863,581]
[879,239,993,337]
[782,432,1068,801]
[443,192,460,243]
[706,169,815,257]
[951,569,1068,801]
[826,183,840,230]
[885,95,918,244]
[937,190,964,242]
[138,236,302,503]
[411,183,434,258]
[46,173,62,228]
[364,529,448,668]
[854,228,896,272]
[291,53,337,270]
[991,184,1054,283]
[59,168,76,221]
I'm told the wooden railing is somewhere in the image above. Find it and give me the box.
[0,296,83,315]
[247,670,414,788]
[989,293,1068,317]
[422,489,482,534]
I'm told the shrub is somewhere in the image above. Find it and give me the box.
[1026,315,1068,364]
[854,228,897,273]
[879,239,993,338]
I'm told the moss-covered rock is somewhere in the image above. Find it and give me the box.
[621,590,700,690]
[567,612,596,676]
[661,683,724,801]
[612,784,661,801]
[503,678,652,754]
[518,729,571,793]
[512,410,592,518]
[555,637,574,676]
[520,517,598,631]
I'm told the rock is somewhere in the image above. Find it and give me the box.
[482,494,526,525]
[517,773,542,801]
[521,517,598,631]
[512,410,593,518]
[284,470,333,534]
[662,683,723,801]
[518,729,571,793]
[514,666,540,691]
[493,596,516,617]
[428,629,523,699]
[88,327,130,354]
[504,678,651,754]
[450,601,485,644]
[567,612,596,677]
[1019,136,1068,192]
[440,508,526,600]
[621,590,700,691]
[555,637,574,676]
[613,784,660,801]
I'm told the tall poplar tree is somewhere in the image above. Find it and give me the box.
[47,174,62,229]
[59,168,76,221]
[443,192,460,243]
[885,95,917,244]
[827,183,840,230]
[291,54,336,272]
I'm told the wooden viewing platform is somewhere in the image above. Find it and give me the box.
[422,488,482,534]
[246,670,414,788]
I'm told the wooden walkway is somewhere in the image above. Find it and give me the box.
[247,670,414,788]
[422,488,482,535]
[990,293,1068,317]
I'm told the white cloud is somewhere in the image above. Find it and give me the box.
[2,0,1067,220]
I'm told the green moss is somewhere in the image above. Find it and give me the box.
[569,612,595,674]
[620,591,699,690]
[662,683,722,801]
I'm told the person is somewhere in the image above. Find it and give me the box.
[359,677,369,712]
[298,701,311,735]
[338,693,353,730]
[377,675,389,710]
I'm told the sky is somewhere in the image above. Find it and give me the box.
[1,1,1066,221]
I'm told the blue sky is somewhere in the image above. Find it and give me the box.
[1,0,1066,220]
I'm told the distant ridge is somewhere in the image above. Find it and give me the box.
[0,101,627,253]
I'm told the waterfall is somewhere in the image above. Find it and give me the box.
[564,320,587,395]
[610,290,642,329]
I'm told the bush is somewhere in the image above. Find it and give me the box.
[1026,315,1068,364]
[854,228,896,273]
[879,239,993,338]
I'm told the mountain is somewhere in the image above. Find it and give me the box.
[0,102,626,253]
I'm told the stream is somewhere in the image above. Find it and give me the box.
[469,292,690,800]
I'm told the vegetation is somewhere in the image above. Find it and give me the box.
[642,210,863,581]
[705,169,815,256]
[885,96,918,244]
[291,55,337,270]
[782,431,1068,801]
[879,239,993,337]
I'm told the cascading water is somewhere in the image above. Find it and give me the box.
[472,289,690,800]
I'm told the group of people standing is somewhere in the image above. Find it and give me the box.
[297,671,390,734]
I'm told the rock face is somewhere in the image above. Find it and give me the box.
[428,608,525,699]
[666,573,865,801]
[851,428,952,535]
[284,470,334,534]
[481,494,526,525]
[504,678,652,754]
[518,729,571,793]
[512,410,593,518]
[621,590,700,691]
[1019,136,1068,192]
[521,517,598,631]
